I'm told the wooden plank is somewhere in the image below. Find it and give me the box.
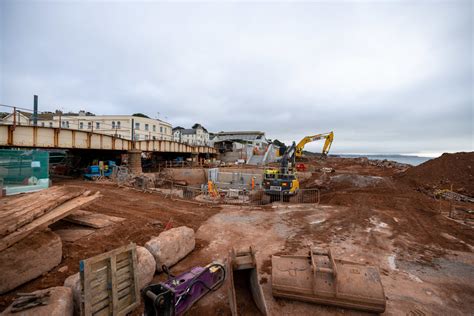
[116,258,129,270]
[0,187,85,236]
[64,210,124,229]
[110,254,119,316]
[0,190,84,233]
[0,191,101,252]
[92,296,110,313]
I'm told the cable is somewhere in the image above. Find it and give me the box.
[162,265,175,279]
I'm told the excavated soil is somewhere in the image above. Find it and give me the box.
[1,153,473,315]
[395,152,474,196]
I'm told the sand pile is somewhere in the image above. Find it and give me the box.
[396,152,474,196]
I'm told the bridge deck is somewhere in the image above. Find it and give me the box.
[0,125,216,154]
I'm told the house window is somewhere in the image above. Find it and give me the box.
[117,121,121,129]
[145,135,149,140]
[160,126,163,133]
[88,122,92,129]
[49,122,53,128]
[153,125,156,132]
[112,121,115,129]
[153,136,156,140]
[135,122,140,130]
[96,122,100,129]
[41,122,45,127]
[79,122,84,129]
[145,124,149,131]
[66,121,69,128]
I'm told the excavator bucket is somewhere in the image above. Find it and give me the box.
[228,247,268,315]
[272,247,386,313]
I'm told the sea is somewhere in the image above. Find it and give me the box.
[336,154,433,166]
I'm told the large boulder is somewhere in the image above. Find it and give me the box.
[145,226,195,271]
[136,246,156,289]
[1,286,73,316]
[0,230,62,294]
[63,273,81,316]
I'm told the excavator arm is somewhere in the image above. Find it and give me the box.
[295,131,334,158]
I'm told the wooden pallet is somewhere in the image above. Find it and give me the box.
[80,244,140,316]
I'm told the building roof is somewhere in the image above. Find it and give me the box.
[211,131,267,143]
[173,126,184,131]
[181,129,196,135]
[55,114,172,126]
[4,111,54,120]
[214,131,264,136]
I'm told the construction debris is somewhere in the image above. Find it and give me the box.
[435,189,474,203]
[10,291,51,312]
[2,287,73,316]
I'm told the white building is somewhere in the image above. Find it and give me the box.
[1,111,54,126]
[173,124,210,146]
[210,131,269,149]
[1,110,173,141]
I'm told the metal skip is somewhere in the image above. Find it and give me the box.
[272,247,386,313]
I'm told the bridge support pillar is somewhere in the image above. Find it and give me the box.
[128,149,142,174]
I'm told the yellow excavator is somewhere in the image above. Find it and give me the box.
[295,131,334,159]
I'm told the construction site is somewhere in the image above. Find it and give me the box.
[0,128,473,315]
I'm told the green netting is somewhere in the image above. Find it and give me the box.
[0,149,49,185]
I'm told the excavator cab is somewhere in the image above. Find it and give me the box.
[263,169,299,196]
[263,142,300,199]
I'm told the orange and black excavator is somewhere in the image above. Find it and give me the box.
[295,131,334,159]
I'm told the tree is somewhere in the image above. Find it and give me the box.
[132,113,150,118]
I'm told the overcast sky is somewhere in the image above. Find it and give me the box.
[1,1,472,155]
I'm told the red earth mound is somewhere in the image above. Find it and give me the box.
[395,152,474,196]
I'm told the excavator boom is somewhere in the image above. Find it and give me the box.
[295,131,334,158]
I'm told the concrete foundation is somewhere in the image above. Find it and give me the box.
[128,149,142,174]
[167,168,207,185]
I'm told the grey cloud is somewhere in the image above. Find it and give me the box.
[0,1,472,155]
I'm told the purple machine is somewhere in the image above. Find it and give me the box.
[142,262,226,316]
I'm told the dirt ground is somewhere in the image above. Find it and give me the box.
[1,155,473,315]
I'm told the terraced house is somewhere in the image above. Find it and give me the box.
[1,110,173,141]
